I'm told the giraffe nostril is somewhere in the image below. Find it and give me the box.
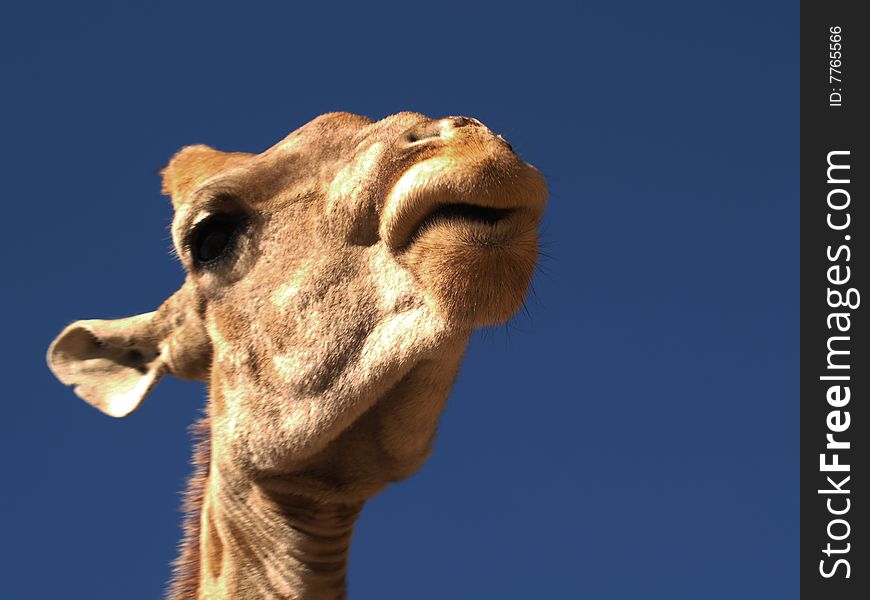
[398,116,487,150]
[403,131,424,144]
[448,116,475,128]
[399,120,442,147]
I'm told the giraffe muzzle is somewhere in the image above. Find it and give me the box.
[381,117,547,250]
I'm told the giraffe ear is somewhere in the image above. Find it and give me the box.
[48,282,212,418]
[47,313,166,418]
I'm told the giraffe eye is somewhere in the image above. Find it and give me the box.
[189,214,244,266]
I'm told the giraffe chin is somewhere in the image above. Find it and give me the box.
[401,209,540,327]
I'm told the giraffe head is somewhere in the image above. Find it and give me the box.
[47,112,547,496]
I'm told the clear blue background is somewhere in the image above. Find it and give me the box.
[1,1,797,598]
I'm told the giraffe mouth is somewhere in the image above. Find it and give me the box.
[405,203,516,245]
[381,159,546,250]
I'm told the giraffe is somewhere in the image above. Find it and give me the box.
[47,112,547,599]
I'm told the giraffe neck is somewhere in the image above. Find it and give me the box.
[198,466,363,599]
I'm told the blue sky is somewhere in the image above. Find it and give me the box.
[1,1,797,598]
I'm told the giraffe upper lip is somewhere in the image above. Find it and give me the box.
[380,156,547,250]
[382,189,520,249]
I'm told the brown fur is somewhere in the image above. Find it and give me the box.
[47,112,547,599]
[168,416,212,600]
